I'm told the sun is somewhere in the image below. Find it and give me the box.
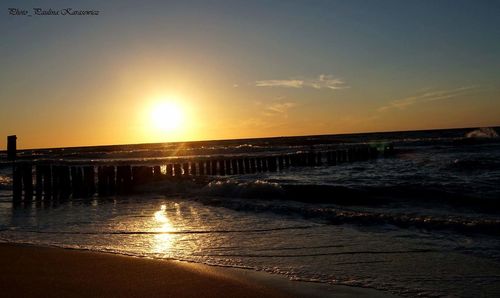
[150,101,184,132]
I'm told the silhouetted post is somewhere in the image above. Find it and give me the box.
[84,166,96,196]
[116,165,131,194]
[219,160,226,176]
[97,166,104,195]
[7,136,20,203]
[255,158,262,172]
[249,158,256,173]
[153,166,162,180]
[166,164,173,177]
[59,166,71,200]
[35,165,43,201]
[42,166,52,200]
[262,157,268,172]
[22,164,33,202]
[267,157,277,172]
[190,162,197,176]
[71,167,82,197]
[278,156,284,171]
[7,135,17,160]
[51,166,60,200]
[203,161,210,175]
[210,160,217,175]
[173,164,182,177]
[237,159,245,174]
[284,155,291,168]
[225,159,231,175]
[13,165,22,203]
[307,152,316,166]
[196,161,204,176]
[316,152,323,165]
[230,159,237,175]
[244,158,250,174]
[182,163,190,176]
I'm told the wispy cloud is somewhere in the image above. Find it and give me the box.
[378,86,478,112]
[254,97,298,117]
[255,74,348,90]
[265,102,297,114]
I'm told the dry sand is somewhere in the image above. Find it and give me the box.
[0,243,395,298]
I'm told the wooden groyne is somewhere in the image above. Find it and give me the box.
[7,136,394,203]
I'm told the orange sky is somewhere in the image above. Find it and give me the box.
[1,1,499,149]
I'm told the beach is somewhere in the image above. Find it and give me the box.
[0,243,394,298]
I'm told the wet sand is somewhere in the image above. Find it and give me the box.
[0,243,394,297]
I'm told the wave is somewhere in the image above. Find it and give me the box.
[9,225,316,235]
[466,127,499,139]
[191,249,437,258]
[195,196,500,235]
[196,180,500,208]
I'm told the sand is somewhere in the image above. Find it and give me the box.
[0,243,395,298]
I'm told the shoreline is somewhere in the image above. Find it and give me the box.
[0,243,395,297]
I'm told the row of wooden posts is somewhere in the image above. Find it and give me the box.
[12,144,392,202]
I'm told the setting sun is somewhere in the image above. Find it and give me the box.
[150,101,184,133]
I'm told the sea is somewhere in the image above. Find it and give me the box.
[1,127,499,297]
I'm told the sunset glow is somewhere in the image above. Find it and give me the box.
[0,1,499,149]
[150,101,184,133]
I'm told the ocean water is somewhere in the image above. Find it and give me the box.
[1,127,500,297]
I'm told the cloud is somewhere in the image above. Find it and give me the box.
[255,74,347,90]
[254,98,298,117]
[266,102,297,114]
[378,86,478,112]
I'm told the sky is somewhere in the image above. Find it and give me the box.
[1,0,499,149]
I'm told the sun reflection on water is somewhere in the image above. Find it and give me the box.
[152,204,177,253]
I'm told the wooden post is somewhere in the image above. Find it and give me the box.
[261,157,268,172]
[7,135,17,161]
[35,165,43,201]
[43,166,52,200]
[107,166,116,195]
[316,152,323,165]
[116,165,131,194]
[166,164,173,177]
[173,164,182,177]
[97,166,106,196]
[224,159,231,175]
[51,166,60,200]
[219,159,226,176]
[210,160,217,175]
[84,166,96,196]
[267,157,277,172]
[277,156,284,171]
[244,158,250,174]
[59,166,71,200]
[22,164,33,202]
[197,161,205,176]
[153,166,162,180]
[237,159,244,174]
[71,167,82,197]
[249,158,256,173]
[182,163,190,176]
[230,159,237,175]
[8,136,19,203]
[13,165,22,203]
[255,158,262,172]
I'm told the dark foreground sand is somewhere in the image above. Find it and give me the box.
[0,243,395,298]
